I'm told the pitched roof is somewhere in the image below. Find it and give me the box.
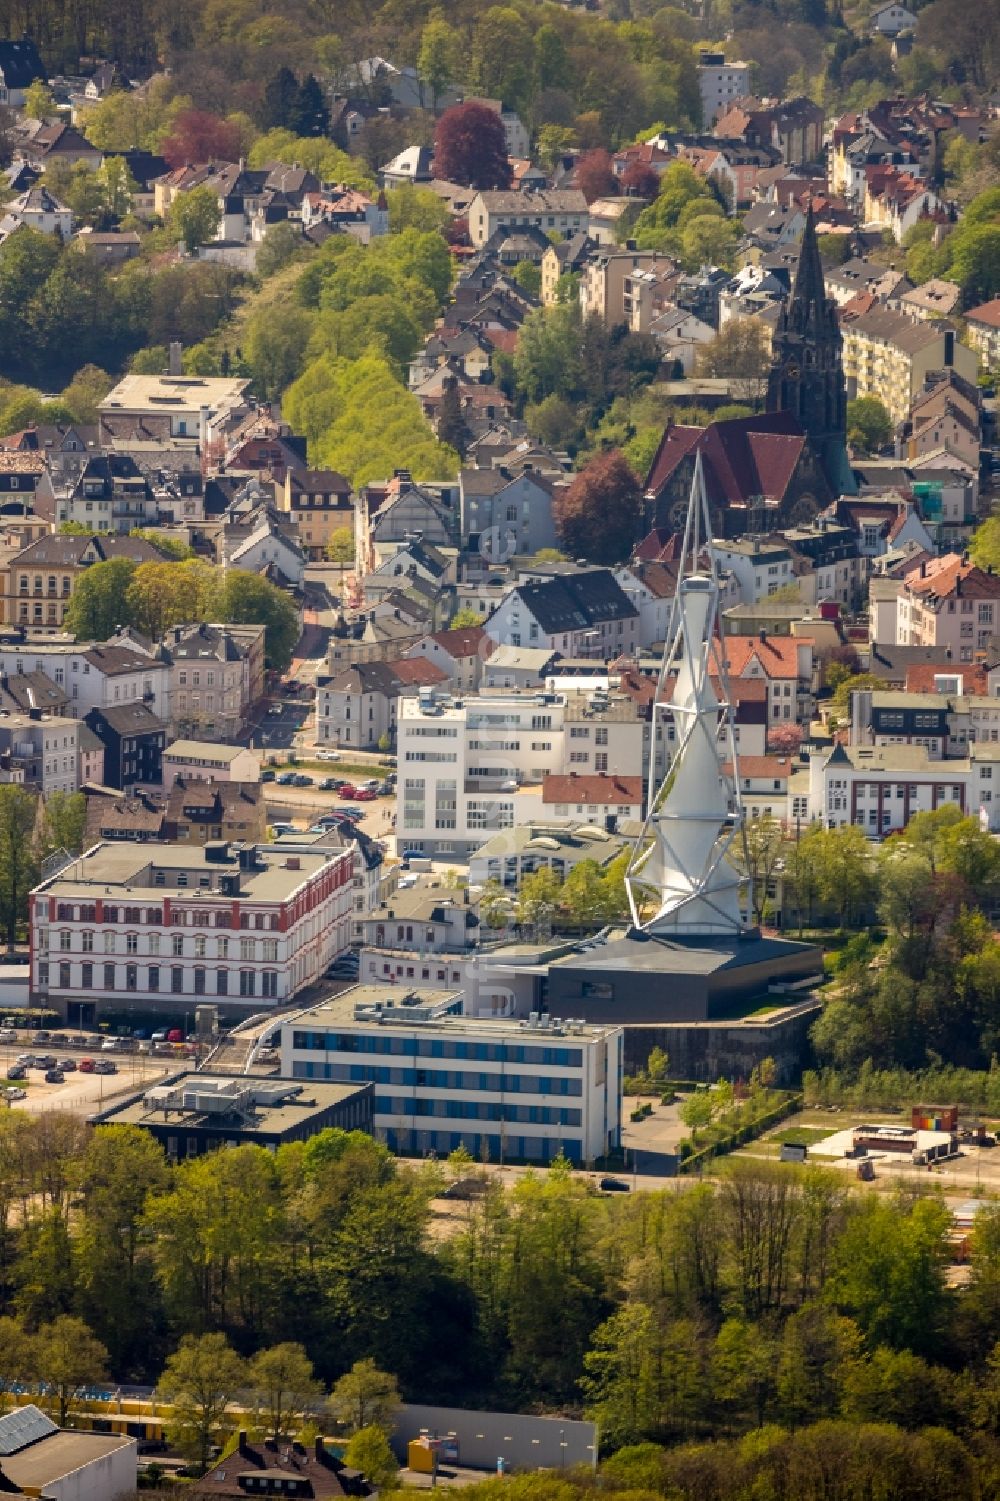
[514,570,638,635]
[83,644,159,676]
[645,412,808,510]
[0,37,45,89]
[720,634,808,679]
[966,298,1000,330]
[902,553,1000,602]
[89,702,165,736]
[543,772,643,805]
[905,662,989,694]
[424,624,489,658]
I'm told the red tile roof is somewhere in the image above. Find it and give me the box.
[542,773,643,805]
[966,298,1000,330]
[725,755,795,780]
[903,553,1000,601]
[389,657,449,686]
[718,634,810,680]
[633,528,684,562]
[645,413,808,512]
[426,625,489,658]
[905,662,989,694]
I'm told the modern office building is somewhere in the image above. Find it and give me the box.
[280,985,623,1164]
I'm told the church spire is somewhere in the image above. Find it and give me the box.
[765,198,856,497]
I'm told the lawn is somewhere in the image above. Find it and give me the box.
[774,1125,836,1147]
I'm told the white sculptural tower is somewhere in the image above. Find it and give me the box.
[625,453,749,938]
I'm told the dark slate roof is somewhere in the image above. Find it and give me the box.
[0,37,46,89]
[87,702,165,736]
[516,570,638,634]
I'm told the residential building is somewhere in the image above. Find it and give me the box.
[405,625,490,694]
[78,723,104,785]
[2,533,163,633]
[484,644,561,689]
[721,632,816,725]
[84,703,166,790]
[965,299,1000,369]
[0,37,46,108]
[459,466,561,558]
[894,278,961,322]
[540,233,594,305]
[0,638,170,722]
[164,621,265,743]
[697,50,752,125]
[466,99,531,158]
[358,884,480,990]
[469,819,632,890]
[98,372,251,455]
[870,2,917,34]
[53,451,156,533]
[862,165,941,240]
[30,838,355,1023]
[0,712,81,796]
[162,740,260,789]
[0,185,72,240]
[191,1430,371,1499]
[280,985,624,1165]
[895,553,1000,662]
[541,771,643,823]
[301,185,389,242]
[729,754,796,820]
[466,190,589,250]
[164,779,266,844]
[316,657,446,750]
[561,689,648,780]
[579,246,676,329]
[93,1073,373,1157]
[841,310,977,427]
[486,570,639,659]
[712,538,797,603]
[282,468,353,558]
[223,515,306,588]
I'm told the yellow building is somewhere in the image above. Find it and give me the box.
[2,533,162,632]
[841,309,978,427]
[282,468,354,560]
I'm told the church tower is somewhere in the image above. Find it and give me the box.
[766,204,856,496]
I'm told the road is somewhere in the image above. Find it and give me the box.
[0,1041,171,1116]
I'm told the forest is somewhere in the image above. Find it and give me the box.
[6,1114,1000,1499]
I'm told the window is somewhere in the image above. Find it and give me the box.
[194,968,206,995]
[104,932,115,953]
[59,930,71,951]
[217,970,228,995]
[194,934,206,958]
[172,934,183,957]
[262,971,278,998]
[148,965,159,992]
[240,970,256,997]
[104,963,115,991]
[149,933,160,955]
[126,964,137,991]
[171,967,183,994]
[81,962,92,988]
[218,937,228,959]
[241,938,255,961]
[126,933,138,954]
[263,940,277,962]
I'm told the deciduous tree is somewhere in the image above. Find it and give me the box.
[433,102,511,190]
[249,1343,322,1442]
[554,449,642,564]
[158,1333,247,1470]
[327,1358,400,1435]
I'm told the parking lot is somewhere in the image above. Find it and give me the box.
[0,1031,192,1115]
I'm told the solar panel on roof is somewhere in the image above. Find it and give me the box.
[0,1404,57,1454]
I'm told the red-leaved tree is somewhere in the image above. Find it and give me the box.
[621,161,660,199]
[575,148,617,204]
[766,724,803,756]
[160,111,243,169]
[554,450,643,564]
[433,101,511,189]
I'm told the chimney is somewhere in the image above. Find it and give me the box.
[238,1432,249,1456]
[759,628,767,643]
[168,341,182,376]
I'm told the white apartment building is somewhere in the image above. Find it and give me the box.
[0,712,81,796]
[712,539,796,604]
[397,690,566,859]
[0,640,170,722]
[895,554,1000,663]
[161,740,260,789]
[807,740,1000,835]
[30,839,354,1025]
[280,985,624,1165]
[486,570,640,659]
[698,50,752,126]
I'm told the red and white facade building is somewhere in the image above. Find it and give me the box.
[29,840,353,1024]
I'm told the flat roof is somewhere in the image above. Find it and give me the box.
[3,1430,132,1489]
[34,840,339,903]
[93,1071,367,1134]
[100,373,249,412]
[164,740,255,762]
[296,985,620,1041]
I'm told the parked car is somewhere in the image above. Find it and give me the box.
[276,771,296,785]
[359,779,379,792]
[167,1029,184,1044]
[599,1176,630,1193]
[33,1055,57,1069]
[78,1058,95,1073]
[319,777,341,791]
[6,1066,26,1081]
[150,1030,167,1043]
[317,750,339,761]
[3,1086,26,1100]
[377,781,393,796]
[44,1069,65,1084]
[337,785,358,799]
[268,704,283,716]
[0,1029,16,1045]
[261,768,276,782]
[271,822,298,836]
[339,808,364,822]
[59,1058,76,1071]
[100,1038,119,1052]
[93,1060,117,1074]
[34,1031,51,1043]
[292,773,314,787]
[15,1054,34,1067]
[354,788,377,801]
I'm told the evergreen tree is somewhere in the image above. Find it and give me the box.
[436,380,471,458]
[290,75,329,138]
